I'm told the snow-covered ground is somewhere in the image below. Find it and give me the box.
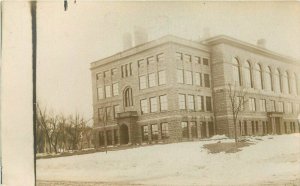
[37,134,300,185]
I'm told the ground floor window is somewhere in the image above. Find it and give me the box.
[141,125,149,142]
[181,122,188,138]
[151,124,159,141]
[239,121,242,135]
[208,122,214,137]
[255,121,259,134]
[251,121,255,135]
[244,121,247,136]
[262,121,266,135]
[190,122,197,138]
[114,129,119,144]
[106,130,112,146]
[161,123,169,139]
[284,122,287,133]
[99,131,105,146]
[201,122,207,138]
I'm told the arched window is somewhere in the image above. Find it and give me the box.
[244,61,253,88]
[232,58,241,86]
[274,68,282,93]
[266,66,273,91]
[255,63,263,89]
[283,71,290,94]
[124,87,133,107]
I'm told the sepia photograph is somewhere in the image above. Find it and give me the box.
[1,1,300,186]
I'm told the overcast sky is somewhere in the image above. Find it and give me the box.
[36,1,300,120]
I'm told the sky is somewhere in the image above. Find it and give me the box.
[36,1,300,120]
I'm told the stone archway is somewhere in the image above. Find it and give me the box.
[119,124,129,145]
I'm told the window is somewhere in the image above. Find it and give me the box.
[185,71,193,85]
[176,52,183,60]
[157,53,164,62]
[113,105,120,118]
[190,122,197,138]
[195,72,202,86]
[105,107,111,122]
[178,94,186,109]
[105,85,111,98]
[148,73,156,87]
[255,63,263,89]
[177,69,184,83]
[140,99,148,114]
[147,56,155,65]
[206,96,212,111]
[181,122,188,138]
[111,68,117,76]
[104,70,110,78]
[96,73,102,80]
[295,103,300,114]
[158,70,166,85]
[236,96,244,111]
[278,101,284,112]
[274,68,282,93]
[294,73,299,95]
[159,95,168,111]
[232,58,241,86]
[150,97,158,112]
[161,123,169,139]
[203,58,209,66]
[97,87,104,100]
[112,83,119,96]
[197,96,204,111]
[266,66,273,91]
[125,64,128,77]
[151,124,159,140]
[260,99,266,112]
[244,61,253,88]
[195,56,201,64]
[139,75,147,89]
[249,98,256,111]
[138,59,145,68]
[184,54,192,62]
[283,71,290,94]
[270,100,276,112]
[188,95,195,110]
[98,108,104,122]
[129,63,132,76]
[121,64,131,78]
[204,74,210,88]
[124,87,133,107]
[142,125,149,142]
[121,66,125,78]
[286,102,292,113]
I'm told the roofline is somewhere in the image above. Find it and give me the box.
[90,35,210,70]
[202,35,300,65]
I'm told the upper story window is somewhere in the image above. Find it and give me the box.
[159,95,168,111]
[274,68,282,93]
[111,68,117,76]
[206,96,212,111]
[178,94,186,110]
[187,95,195,110]
[96,72,102,80]
[266,66,273,91]
[140,99,148,114]
[157,53,164,62]
[124,87,133,107]
[148,73,156,88]
[203,58,209,66]
[184,54,192,63]
[197,96,204,111]
[121,63,132,78]
[244,61,253,88]
[147,56,155,65]
[195,56,201,64]
[283,71,290,94]
[232,58,241,86]
[105,85,111,98]
[295,103,300,114]
[270,100,276,112]
[104,70,110,78]
[150,97,158,112]
[176,52,183,60]
[112,83,119,96]
[255,63,263,89]
[260,99,266,112]
[97,87,104,100]
[98,108,104,122]
[139,75,147,89]
[235,96,244,111]
[195,72,202,86]
[185,71,193,85]
[138,59,145,68]
[249,98,256,111]
[158,70,166,85]
[286,102,292,113]
[204,74,210,88]
[278,101,284,112]
[113,105,120,118]
[105,107,111,122]
[177,69,184,84]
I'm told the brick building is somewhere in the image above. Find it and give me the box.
[90,34,300,147]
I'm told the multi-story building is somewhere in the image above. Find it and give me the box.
[90,34,300,147]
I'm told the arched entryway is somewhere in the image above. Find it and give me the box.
[120,124,129,144]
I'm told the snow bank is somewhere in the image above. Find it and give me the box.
[37,134,300,185]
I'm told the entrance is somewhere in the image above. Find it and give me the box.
[120,124,129,144]
[275,117,281,134]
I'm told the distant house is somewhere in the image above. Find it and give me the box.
[90,34,300,147]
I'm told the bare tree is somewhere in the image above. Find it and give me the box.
[227,83,248,143]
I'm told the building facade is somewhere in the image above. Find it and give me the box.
[90,35,300,147]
